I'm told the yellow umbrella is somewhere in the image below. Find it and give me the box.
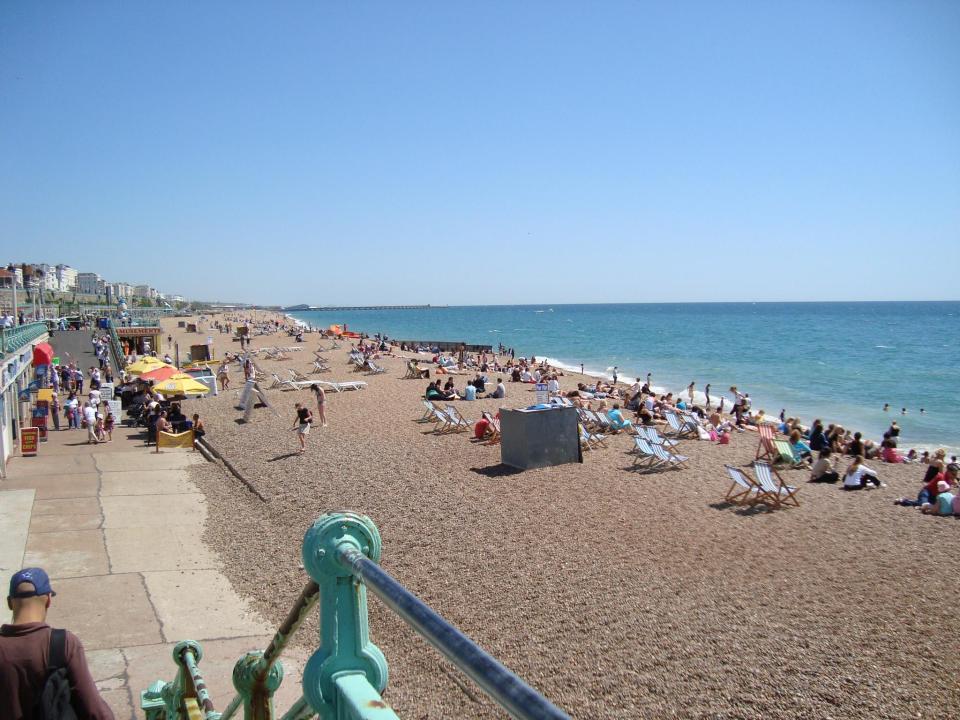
[152,373,211,397]
[127,356,173,376]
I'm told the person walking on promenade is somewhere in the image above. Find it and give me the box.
[311,385,327,427]
[292,402,313,454]
[0,568,115,720]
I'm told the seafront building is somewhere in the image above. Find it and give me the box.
[0,320,50,476]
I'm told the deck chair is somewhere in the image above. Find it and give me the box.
[724,465,764,506]
[366,362,387,375]
[630,437,668,472]
[311,359,331,374]
[650,443,690,470]
[403,362,421,379]
[773,439,804,467]
[664,411,697,439]
[752,461,801,509]
[579,424,607,450]
[432,407,462,434]
[755,424,778,462]
[419,400,438,422]
[641,426,680,449]
[289,368,310,382]
[269,373,299,391]
[482,412,501,444]
[443,405,472,433]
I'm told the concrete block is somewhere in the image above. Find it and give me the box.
[32,496,102,517]
[99,469,195,496]
[101,494,205,529]
[24,529,110,578]
[93,452,199,472]
[0,489,34,624]
[106,525,221,573]
[1,473,100,499]
[48,574,163,650]
[142,570,271,641]
[30,513,103,533]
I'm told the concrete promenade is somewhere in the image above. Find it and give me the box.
[0,411,306,718]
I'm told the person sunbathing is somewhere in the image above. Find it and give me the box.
[921,480,956,516]
[606,404,634,433]
[790,429,813,464]
[809,449,840,483]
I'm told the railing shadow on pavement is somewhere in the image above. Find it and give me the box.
[140,511,569,720]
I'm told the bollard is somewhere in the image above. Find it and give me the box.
[300,512,393,719]
[231,650,284,720]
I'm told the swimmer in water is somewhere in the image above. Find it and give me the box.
[920,408,925,414]
[883,403,889,412]
[901,408,907,415]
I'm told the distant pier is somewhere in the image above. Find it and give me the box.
[285,304,443,312]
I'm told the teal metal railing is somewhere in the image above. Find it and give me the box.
[0,321,48,359]
[105,320,128,370]
[141,512,569,720]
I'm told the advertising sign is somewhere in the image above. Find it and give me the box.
[99,383,115,401]
[21,427,39,456]
[535,382,549,405]
[107,399,122,419]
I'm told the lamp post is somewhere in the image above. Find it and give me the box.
[6,264,18,325]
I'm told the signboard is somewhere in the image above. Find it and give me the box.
[535,382,549,405]
[107,399,122,419]
[99,383,115,401]
[21,427,39,456]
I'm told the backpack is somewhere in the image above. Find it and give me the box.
[36,629,77,720]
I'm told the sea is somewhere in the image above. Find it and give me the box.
[290,302,960,452]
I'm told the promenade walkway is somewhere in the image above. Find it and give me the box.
[0,399,305,717]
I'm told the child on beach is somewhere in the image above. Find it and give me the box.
[292,402,313,454]
[104,412,114,441]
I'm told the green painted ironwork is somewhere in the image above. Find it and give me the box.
[141,512,567,720]
[0,321,47,358]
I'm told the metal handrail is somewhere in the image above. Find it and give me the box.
[0,321,48,358]
[338,545,569,720]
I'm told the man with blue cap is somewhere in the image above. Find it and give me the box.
[0,567,114,719]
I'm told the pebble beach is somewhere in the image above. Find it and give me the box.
[162,313,959,719]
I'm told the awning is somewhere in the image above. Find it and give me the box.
[32,342,54,367]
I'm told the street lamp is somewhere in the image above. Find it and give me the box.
[6,264,17,325]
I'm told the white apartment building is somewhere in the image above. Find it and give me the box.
[77,272,105,295]
[56,264,78,292]
[133,285,158,299]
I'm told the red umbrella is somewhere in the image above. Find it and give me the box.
[139,365,179,383]
[32,342,54,366]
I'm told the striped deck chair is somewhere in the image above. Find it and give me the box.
[419,400,439,422]
[724,465,764,506]
[366,361,387,375]
[586,410,612,432]
[484,413,502,445]
[443,405,472,433]
[579,424,607,451]
[650,443,690,470]
[755,424,778,462]
[773,439,804,467]
[289,368,310,382]
[631,437,668,472]
[430,407,456,433]
[641,426,680,449]
[664,410,697,439]
[311,359,331,374]
[753,461,801,509]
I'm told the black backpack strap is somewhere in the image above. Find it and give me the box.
[48,629,67,672]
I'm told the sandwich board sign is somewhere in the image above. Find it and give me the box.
[107,399,122,420]
[99,383,114,401]
[535,383,549,405]
[21,427,39,456]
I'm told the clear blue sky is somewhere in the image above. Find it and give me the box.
[1,1,958,305]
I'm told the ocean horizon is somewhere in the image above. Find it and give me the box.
[290,301,960,452]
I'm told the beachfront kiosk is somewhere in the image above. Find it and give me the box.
[500,405,581,470]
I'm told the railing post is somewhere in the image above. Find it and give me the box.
[301,512,391,719]
[231,651,284,720]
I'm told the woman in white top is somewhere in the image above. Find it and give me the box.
[842,455,881,490]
